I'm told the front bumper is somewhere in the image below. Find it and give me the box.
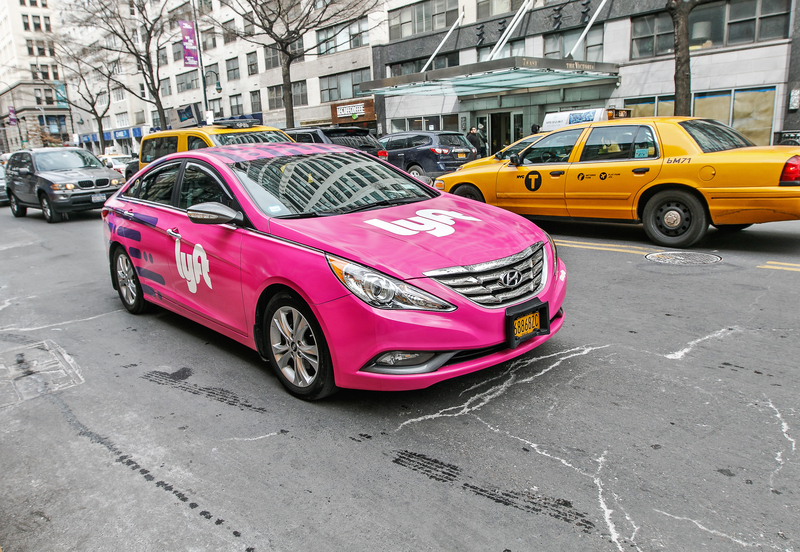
[313,258,568,392]
[50,188,120,212]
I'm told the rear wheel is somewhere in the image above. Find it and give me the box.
[407,164,425,178]
[713,223,752,232]
[453,184,486,202]
[39,193,62,223]
[9,194,26,217]
[263,292,336,400]
[643,189,708,248]
[113,248,148,314]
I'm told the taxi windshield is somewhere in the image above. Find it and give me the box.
[230,152,435,218]
[679,119,755,153]
[211,130,292,146]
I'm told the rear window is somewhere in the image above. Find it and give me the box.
[211,130,292,146]
[679,119,754,153]
[438,134,471,148]
[141,136,179,163]
[328,135,380,149]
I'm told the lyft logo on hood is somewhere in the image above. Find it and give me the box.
[365,209,481,237]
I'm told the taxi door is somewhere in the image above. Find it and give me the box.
[566,125,662,220]
[495,128,586,217]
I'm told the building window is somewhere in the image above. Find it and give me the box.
[226,57,240,80]
[250,90,262,112]
[202,29,216,50]
[41,0,47,6]
[478,40,524,61]
[319,68,370,102]
[140,83,146,98]
[27,40,34,56]
[209,98,223,118]
[545,26,603,61]
[267,82,307,110]
[30,64,37,79]
[116,112,129,127]
[243,13,254,36]
[22,15,30,31]
[197,0,212,15]
[389,0,458,39]
[247,51,258,75]
[34,89,42,105]
[98,92,109,106]
[631,12,674,59]
[317,17,368,55]
[204,63,219,87]
[20,0,25,5]
[267,85,282,110]
[172,42,182,62]
[112,87,126,102]
[158,47,168,66]
[230,94,243,116]
[30,0,37,5]
[51,65,58,79]
[38,65,50,79]
[160,77,171,96]
[48,41,55,56]
[477,0,524,19]
[44,89,54,105]
[36,40,45,56]
[32,15,41,31]
[264,45,280,69]
[223,20,236,44]
[389,52,458,76]
[44,16,50,32]
[176,70,199,92]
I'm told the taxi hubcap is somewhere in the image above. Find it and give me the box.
[270,307,319,388]
[116,254,137,305]
[663,209,682,228]
[655,201,691,236]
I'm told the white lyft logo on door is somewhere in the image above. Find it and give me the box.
[365,209,481,237]
[175,238,212,293]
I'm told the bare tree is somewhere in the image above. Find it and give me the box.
[62,0,180,128]
[666,0,714,116]
[210,0,379,127]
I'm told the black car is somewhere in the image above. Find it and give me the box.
[378,131,477,177]
[5,148,125,223]
[124,158,140,180]
[283,127,387,159]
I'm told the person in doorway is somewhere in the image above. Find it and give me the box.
[477,124,488,157]
[531,123,540,135]
[467,127,483,157]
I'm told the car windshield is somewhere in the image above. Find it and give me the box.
[36,150,103,170]
[500,136,541,159]
[211,130,292,146]
[679,119,755,153]
[438,134,472,148]
[230,151,435,218]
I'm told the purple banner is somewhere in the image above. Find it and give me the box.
[179,20,199,68]
[8,106,17,126]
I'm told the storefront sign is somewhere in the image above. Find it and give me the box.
[81,135,92,143]
[132,127,143,138]
[8,107,17,126]
[114,129,131,139]
[179,21,199,68]
[331,99,375,125]
[103,132,112,140]
[336,103,365,118]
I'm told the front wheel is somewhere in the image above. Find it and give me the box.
[453,184,486,202]
[642,190,708,248]
[40,194,62,223]
[113,248,148,314]
[263,292,336,400]
[9,194,26,217]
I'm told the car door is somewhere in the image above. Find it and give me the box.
[495,128,585,217]
[170,161,247,335]
[114,161,185,305]
[565,125,663,220]
[16,153,37,204]
[384,135,409,169]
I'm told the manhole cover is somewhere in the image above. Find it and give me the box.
[645,252,722,265]
[0,341,83,408]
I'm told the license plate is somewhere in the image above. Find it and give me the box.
[91,193,106,203]
[457,153,466,158]
[505,299,550,349]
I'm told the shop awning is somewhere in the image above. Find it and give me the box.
[360,56,619,97]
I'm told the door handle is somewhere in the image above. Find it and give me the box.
[550,170,565,176]
[632,167,650,174]
[166,228,181,239]
[121,210,134,219]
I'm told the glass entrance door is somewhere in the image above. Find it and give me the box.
[490,112,511,155]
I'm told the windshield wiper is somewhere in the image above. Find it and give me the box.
[337,197,427,214]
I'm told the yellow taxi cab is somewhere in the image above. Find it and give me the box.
[457,132,549,171]
[137,119,292,171]
[435,116,800,247]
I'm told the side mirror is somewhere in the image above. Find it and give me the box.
[18,167,30,176]
[187,202,244,225]
[508,154,520,166]
[106,161,114,169]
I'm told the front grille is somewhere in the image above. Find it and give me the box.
[424,243,546,308]
[95,178,109,187]
[78,180,94,189]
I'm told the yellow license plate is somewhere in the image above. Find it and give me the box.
[457,153,466,158]
[513,312,540,338]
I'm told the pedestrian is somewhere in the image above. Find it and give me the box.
[531,123,540,135]
[467,126,482,157]
[477,124,488,157]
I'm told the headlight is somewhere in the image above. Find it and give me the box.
[111,179,123,185]
[327,254,455,311]
[50,182,76,190]
[544,232,558,276]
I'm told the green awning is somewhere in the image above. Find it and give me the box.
[360,56,619,97]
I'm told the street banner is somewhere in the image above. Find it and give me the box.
[55,82,68,108]
[8,106,17,126]
[179,20,199,68]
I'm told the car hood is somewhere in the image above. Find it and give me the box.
[268,194,544,280]
[39,167,122,183]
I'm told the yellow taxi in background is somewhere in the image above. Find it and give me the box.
[457,133,549,171]
[137,119,292,171]
[435,117,800,247]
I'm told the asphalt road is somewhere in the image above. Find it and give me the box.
[1,206,797,552]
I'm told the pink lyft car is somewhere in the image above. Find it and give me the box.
[102,143,567,400]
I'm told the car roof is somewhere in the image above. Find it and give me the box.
[155,142,357,165]
[142,124,289,139]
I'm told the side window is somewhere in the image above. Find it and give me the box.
[580,126,638,162]
[7,155,21,171]
[187,136,209,150]
[139,163,180,206]
[141,139,157,163]
[409,135,430,147]
[19,154,34,171]
[122,178,142,198]
[386,137,406,150]
[178,164,232,210]
[155,136,179,159]
[632,126,659,159]
[521,129,583,165]
[293,133,315,143]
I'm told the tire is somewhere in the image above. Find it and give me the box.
[9,194,26,217]
[453,184,486,202]
[39,193,62,223]
[407,164,425,178]
[113,248,148,314]
[642,189,708,248]
[713,223,752,233]
[263,291,336,400]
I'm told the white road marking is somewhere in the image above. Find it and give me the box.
[654,510,784,549]
[0,309,124,332]
[227,432,279,442]
[0,299,12,312]
[594,451,624,552]
[664,327,742,359]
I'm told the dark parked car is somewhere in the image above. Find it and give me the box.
[283,127,387,159]
[5,148,125,223]
[124,158,140,180]
[378,131,477,177]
